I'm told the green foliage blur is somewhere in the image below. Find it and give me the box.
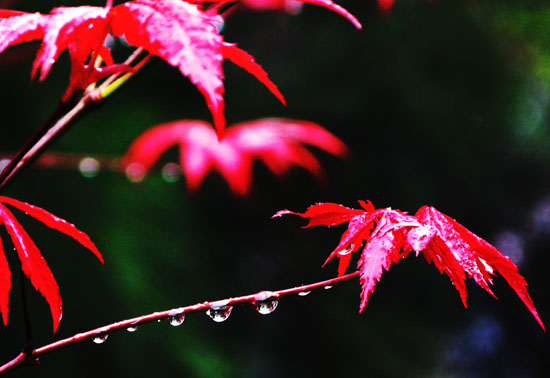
[0,0,548,377]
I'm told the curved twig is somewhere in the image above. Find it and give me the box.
[0,271,359,375]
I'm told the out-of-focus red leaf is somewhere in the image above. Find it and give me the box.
[0,197,103,332]
[377,0,395,13]
[110,0,288,136]
[0,11,47,51]
[122,118,347,195]
[277,201,545,330]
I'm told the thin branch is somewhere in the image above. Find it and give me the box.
[0,48,150,193]
[0,271,359,375]
[0,97,79,191]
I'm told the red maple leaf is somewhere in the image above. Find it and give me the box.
[275,201,545,330]
[0,4,129,101]
[0,196,103,332]
[0,0,288,136]
[121,118,348,195]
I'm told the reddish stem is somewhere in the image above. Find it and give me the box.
[0,49,148,192]
[0,271,359,374]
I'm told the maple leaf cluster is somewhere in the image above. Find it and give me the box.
[0,0,360,136]
[0,196,103,332]
[275,201,545,330]
[121,118,348,195]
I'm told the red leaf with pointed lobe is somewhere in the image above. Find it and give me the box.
[357,209,424,311]
[276,201,545,330]
[415,206,545,331]
[221,42,286,104]
[0,197,103,332]
[111,0,228,132]
[0,204,61,332]
[0,196,103,264]
[1,1,283,134]
[273,202,365,228]
[110,0,284,135]
[0,5,128,100]
[0,240,9,326]
[122,118,347,195]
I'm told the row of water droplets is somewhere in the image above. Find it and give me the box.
[91,287,332,344]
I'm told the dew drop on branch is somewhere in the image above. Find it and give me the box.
[324,285,333,290]
[169,313,185,326]
[125,162,146,183]
[206,306,233,322]
[92,334,109,344]
[298,291,311,297]
[126,326,139,332]
[161,163,181,183]
[255,296,278,315]
[79,157,100,178]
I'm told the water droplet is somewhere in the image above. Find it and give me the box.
[92,334,108,344]
[206,306,232,322]
[213,15,224,32]
[79,157,100,178]
[0,159,10,174]
[126,326,138,332]
[337,243,354,256]
[169,313,185,326]
[255,296,278,315]
[324,285,333,290]
[125,162,146,183]
[161,163,181,183]
[298,291,311,296]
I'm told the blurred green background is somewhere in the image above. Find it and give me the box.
[0,0,548,377]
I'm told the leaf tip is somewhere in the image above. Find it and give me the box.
[272,209,292,218]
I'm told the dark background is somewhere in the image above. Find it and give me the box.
[0,0,548,377]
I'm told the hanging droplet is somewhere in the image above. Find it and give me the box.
[126,326,139,332]
[324,285,333,290]
[125,162,146,183]
[206,306,233,323]
[169,313,185,326]
[255,296,278,315]
[298,291,311,296]
[213,15,225,32]
[161,163,181,183]
[0,159,10,174]
[337,243,355,256]
[79,157,100,178]
[92,334,108,344]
